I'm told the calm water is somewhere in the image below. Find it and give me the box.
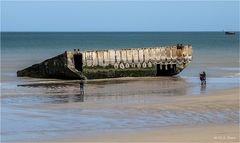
[1,32,239,142]
[1,32,239,80]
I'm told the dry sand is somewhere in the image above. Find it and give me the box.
[74,124,239,143]
[36,124,239,143]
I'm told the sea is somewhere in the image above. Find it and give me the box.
[1,32,239,142]
[1,32,239,80]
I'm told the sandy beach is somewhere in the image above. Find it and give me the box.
[70,124,238,143]
[77,89,239,143]
[34,124,239,143]
[2,77,236,143]
[28,86,238,143]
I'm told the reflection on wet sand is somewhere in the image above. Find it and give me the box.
[14,77,188,104]
[45,81,85,103]
[1,77,239,142]
[47,94,84,103]
[201,84,207,94]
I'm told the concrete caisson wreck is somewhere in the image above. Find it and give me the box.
[17,45,193,79]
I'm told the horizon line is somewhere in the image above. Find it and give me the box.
[1,30,239,33]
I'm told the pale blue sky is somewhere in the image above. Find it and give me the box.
[1,1,239,31]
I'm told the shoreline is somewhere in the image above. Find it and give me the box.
[2,76,239,142]
[17,76,182,86]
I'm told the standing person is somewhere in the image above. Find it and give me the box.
[199,71,206,86]
[202,71,206,85]
[80,80,84,95]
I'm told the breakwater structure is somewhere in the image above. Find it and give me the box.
[17,45,193,79]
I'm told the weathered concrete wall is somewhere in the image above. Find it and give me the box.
[67,45,192,69]
[63,45,193,79]
[17,45,193,79]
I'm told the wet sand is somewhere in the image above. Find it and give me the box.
[1,77,239,142]
[41,87,239,143]
[33,87,239,112]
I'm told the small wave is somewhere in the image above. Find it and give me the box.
[181,72,240,78]
[229,73,240,78]
[218,67,240,72]
[216,72,240,78]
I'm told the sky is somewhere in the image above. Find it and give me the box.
[1,1,239,32]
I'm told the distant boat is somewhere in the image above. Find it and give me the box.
[225,32,235,35]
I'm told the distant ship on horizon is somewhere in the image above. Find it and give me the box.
[224,31,236,35]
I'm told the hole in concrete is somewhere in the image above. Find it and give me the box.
[156,64,176,76]
[73,54,83,72]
